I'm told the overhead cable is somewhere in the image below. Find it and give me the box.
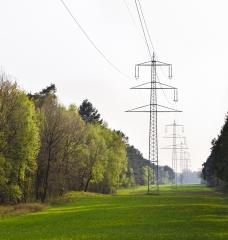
[137,0,156,54]
[135,0,152,59]
[60,0,129,79]
[134,0,173,104]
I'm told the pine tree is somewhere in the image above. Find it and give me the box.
[79,99,103,124]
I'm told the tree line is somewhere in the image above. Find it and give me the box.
[126,145,174,186]
[0,73,175,204]
[0,74,129,203]
[202,113,228,190]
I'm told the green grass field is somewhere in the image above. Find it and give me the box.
[0,185,228,240]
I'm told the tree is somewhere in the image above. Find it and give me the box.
[159,165,174,184]
[96,128,127,193]
[0,74,40,203]
[0,79,138,202]
[202,140,217,186]
[127,145,149,185]
[202,113,228,189]
[77,124,108,192]
[143,165,154,186]
[35,96,66,202]
[48,104,87,195]
[28,83,56,108]
[31,88,88,201]
[79,99,103,124]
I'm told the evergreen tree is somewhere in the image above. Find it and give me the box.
[127,145,149,185]
[202,113,228,189]
[28,83,56,108]
[79,99,103,124]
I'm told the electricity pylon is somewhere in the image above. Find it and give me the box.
[179,142,185,184]
[126,53,181,194]
[162,121,185,185]
[180,144,190,184]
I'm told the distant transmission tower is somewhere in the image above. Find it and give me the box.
[163,121,185,185]
[126,53,181,193]
[179,142,185,184]
[179,142,190,184]
[183,151,191,183]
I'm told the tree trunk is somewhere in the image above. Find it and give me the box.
[79,171,86,191]
[84,173,92,192]
[41,148,51,202]
[35,166,41,200]
[83,147,99,192]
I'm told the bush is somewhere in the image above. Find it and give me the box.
[0,184,22,204]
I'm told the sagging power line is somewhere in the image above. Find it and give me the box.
[59,0,129,79]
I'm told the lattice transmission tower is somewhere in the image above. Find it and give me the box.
[163,121,185,185]
[163,127,189,185]
[179,143,191,184]
[126,53,181,193]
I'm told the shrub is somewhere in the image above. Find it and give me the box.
[0,184,22,204]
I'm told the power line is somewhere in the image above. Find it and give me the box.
[123,0,145,41]
[135,0,172,105]
[137,0,156,54]
[135,0,152,59]
[123,0,172,106]
[122,0,147,105]
[129,1,182,194]
[139,0,172,103]
[59,0,129,79]
[137,2,175,103]
[123,0,138,29]
[138,0,173,105]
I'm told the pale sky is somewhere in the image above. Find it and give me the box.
[0,0,228,171]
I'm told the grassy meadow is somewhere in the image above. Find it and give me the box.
[0,185,228,240]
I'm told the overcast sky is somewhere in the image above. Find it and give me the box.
[0,0,228,171]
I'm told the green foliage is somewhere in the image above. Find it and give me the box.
[34,95,88,201]
[78,124,127,193]
[126,145,149,185]
[126,145,174,186]
[143,165,152,185]
[79,99,103,124]
[27,84,56,108]
[97,128,127,193]
[0,80,128,202]
[202,113,228,189]
[0,78,176,203]
[0,184,22,204]
[0,75,40,203]
[29,87,128,200]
